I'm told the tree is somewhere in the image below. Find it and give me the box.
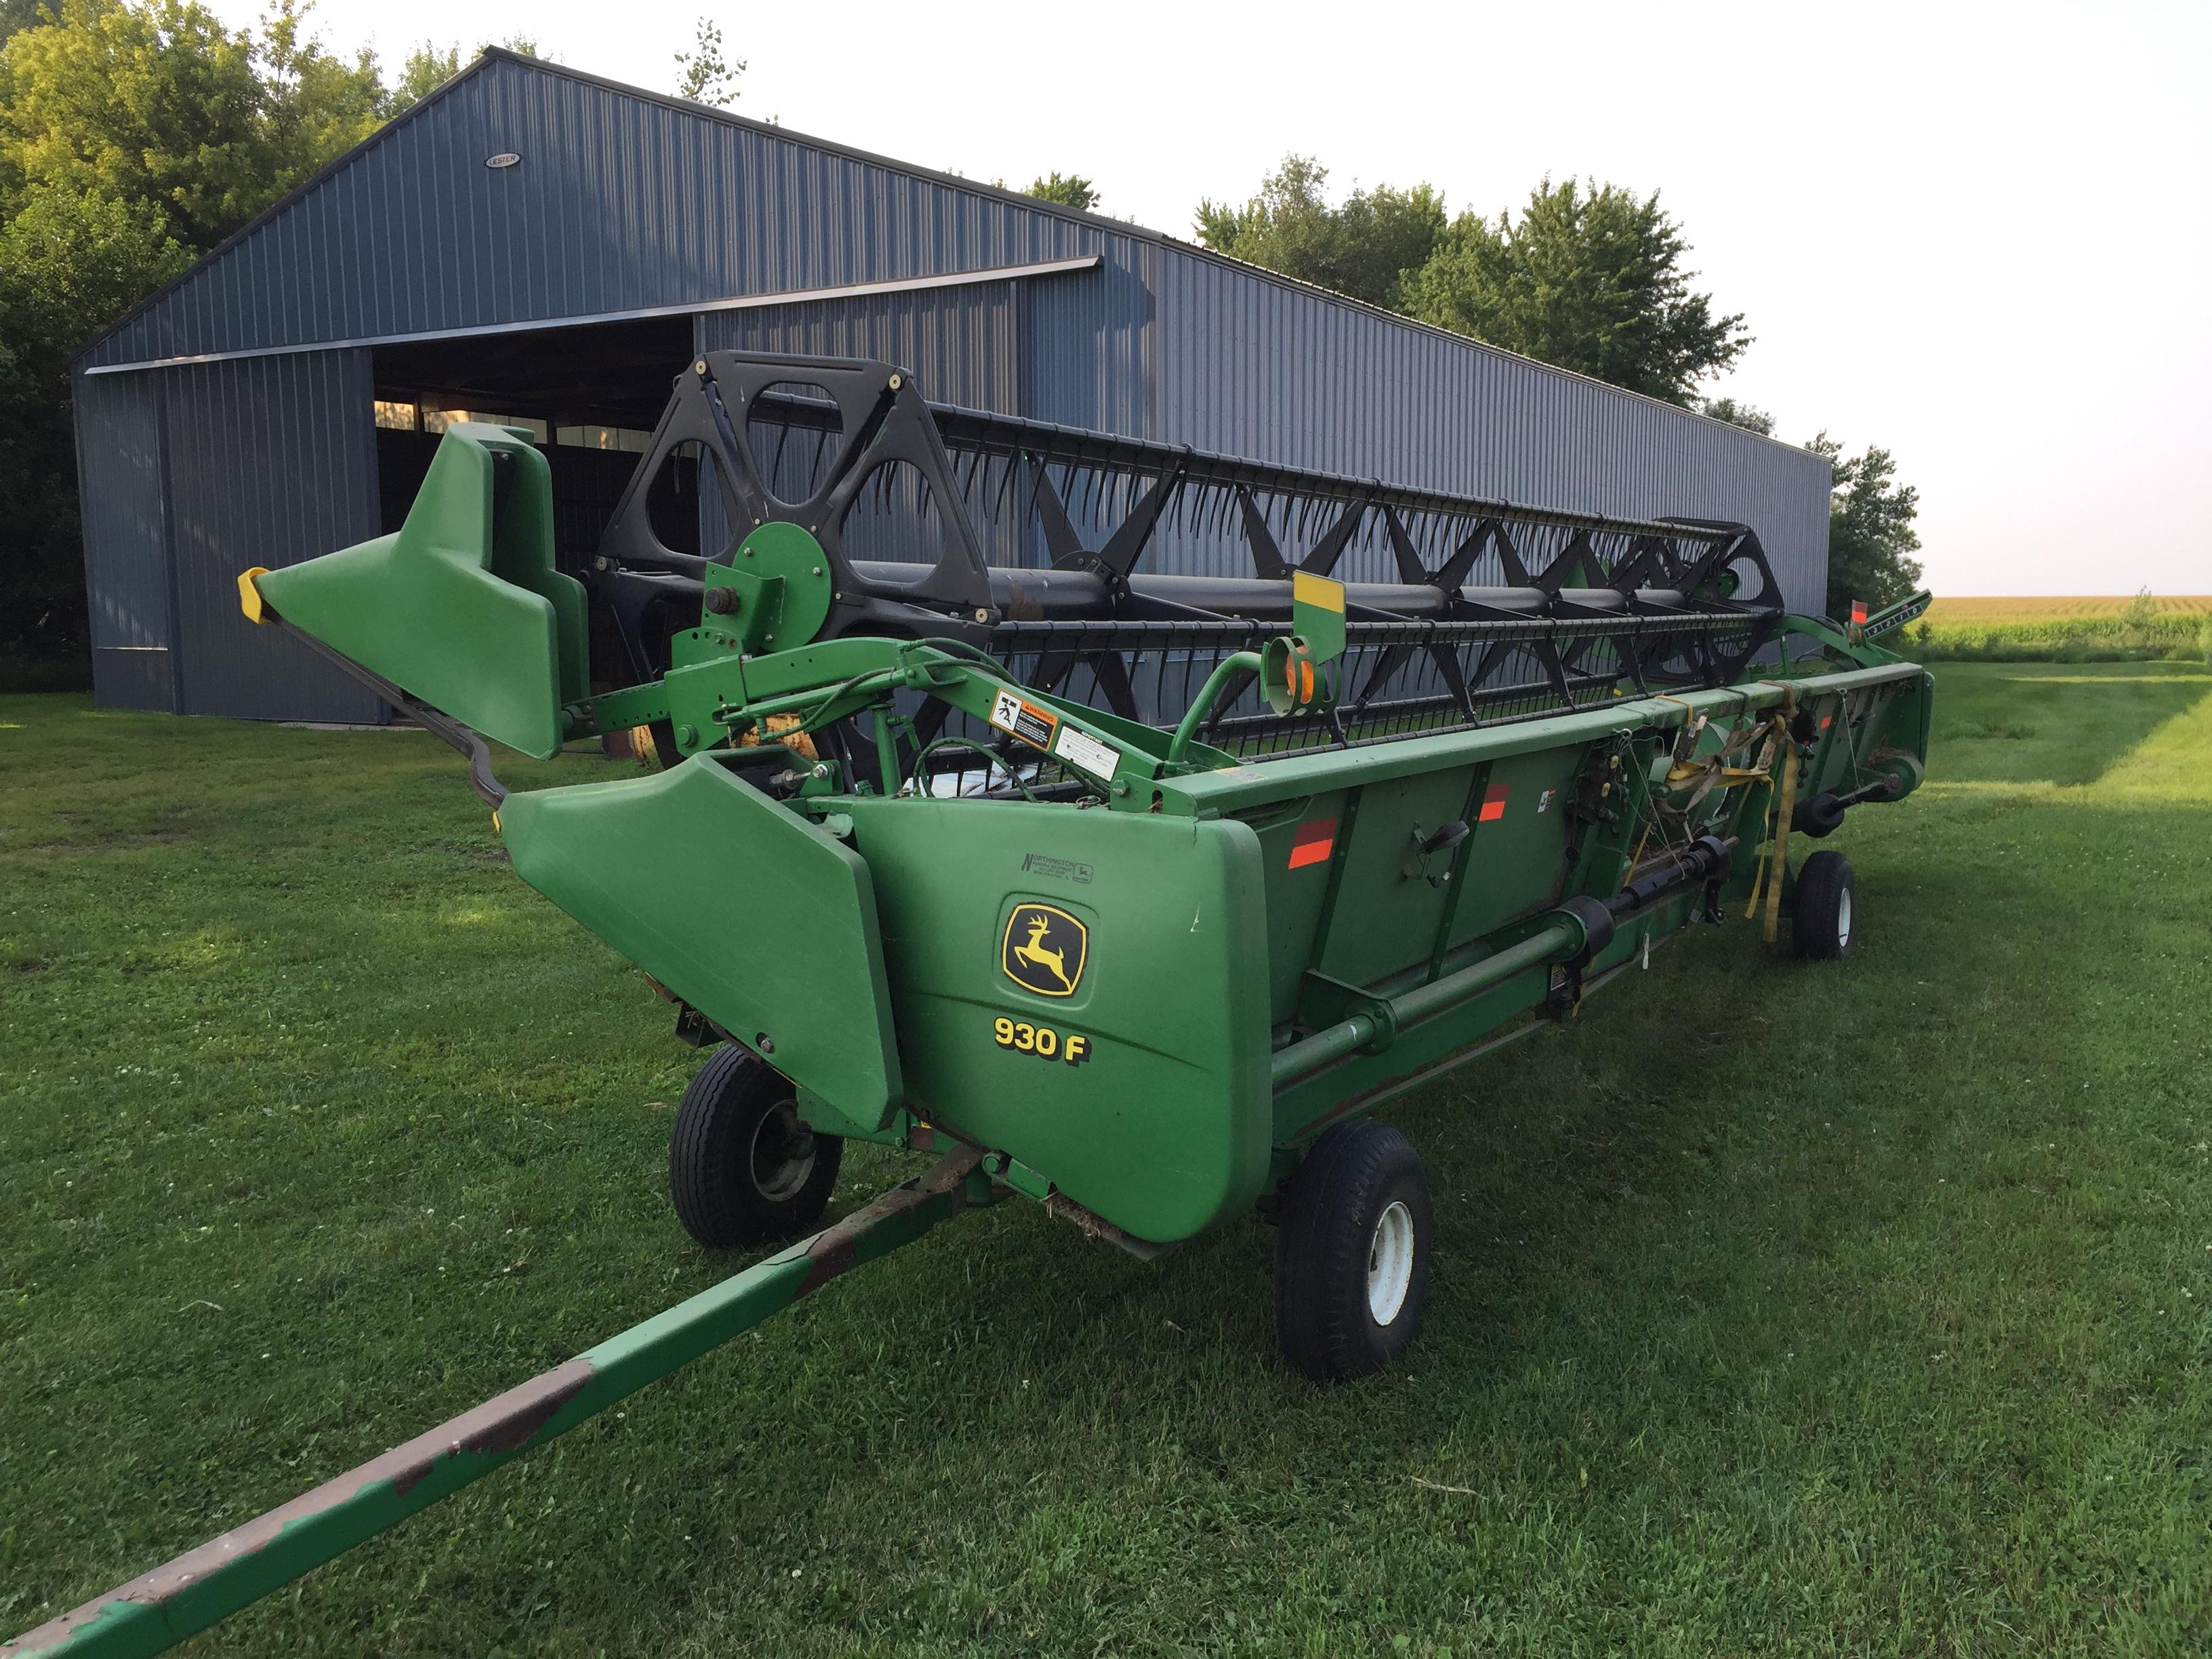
[1696,396,1775,437]
[0,0,390,671]
[386,36,548,116]
[1705,403,1923,616]
[1194,163,1746,405]
[387,42,458,109]
[673,16,741,106]
[1402,178,1747,403]
[1022,171,1097,212]
[0,187,190,661]
[1195,155,1446,311]
[1,0,383,247]
[1,0,48,45]
[1809,434,1922,619]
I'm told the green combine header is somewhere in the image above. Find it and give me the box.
[10,352,1932,1658]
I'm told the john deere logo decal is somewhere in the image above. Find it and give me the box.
[1002,903,1086,998]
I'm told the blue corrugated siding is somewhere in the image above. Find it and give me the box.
[699,284,1021,409]
[1150,247,1830,608]
[159,350,386,721]
[86,58,1139,370]
[74,371,171,654]
[1020,253,1155,436]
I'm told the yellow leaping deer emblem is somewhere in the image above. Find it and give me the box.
[1001,904,1086,996]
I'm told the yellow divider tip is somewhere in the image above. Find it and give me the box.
[235,567,271,624]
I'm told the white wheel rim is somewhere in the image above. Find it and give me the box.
[750,1101,815,1201]
[1366,1200,1416,1326]
[1835,886,1852,950]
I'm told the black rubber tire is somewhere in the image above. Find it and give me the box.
[668,1044,842,1247]
[1273,1120,1433,1382]
[647,718,683,769]
[1791,849,1856,961]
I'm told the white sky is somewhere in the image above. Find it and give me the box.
[225,0,2211,595]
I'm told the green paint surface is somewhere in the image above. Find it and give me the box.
[841,798,1275,1242]
[252,426,586,759]
[497,754,902,1131]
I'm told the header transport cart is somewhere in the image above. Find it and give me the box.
[9,352,1933,1658]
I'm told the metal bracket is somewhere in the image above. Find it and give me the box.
[1295,971,1399,1055]
[1401,818,1470,886]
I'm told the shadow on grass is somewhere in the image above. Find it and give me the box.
[1929,661,2212,787]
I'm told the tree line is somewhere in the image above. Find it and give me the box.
[0,5,1917,683]
[1191,157,1920,615]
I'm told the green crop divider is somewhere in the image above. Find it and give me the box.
[247,425,588,759]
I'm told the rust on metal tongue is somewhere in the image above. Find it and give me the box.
[797,1145,982,1298]
[3,1359,596,1656]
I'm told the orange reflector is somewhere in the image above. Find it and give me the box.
[1288,817,1337,869]
[1478,784,1509,823]
[1850,599,1868,625]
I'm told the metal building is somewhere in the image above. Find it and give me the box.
[73,48,1830,723]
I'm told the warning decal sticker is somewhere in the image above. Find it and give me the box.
[1054,723,1122,781]
[989,688,1060,753]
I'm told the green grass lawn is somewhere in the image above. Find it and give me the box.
[4,662,2209,1656]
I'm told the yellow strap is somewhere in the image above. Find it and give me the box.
[1620,821,1654,890]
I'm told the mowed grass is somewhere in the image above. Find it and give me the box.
[3,663,2209,1656]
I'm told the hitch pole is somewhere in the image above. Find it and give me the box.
[4,1149,986,1659]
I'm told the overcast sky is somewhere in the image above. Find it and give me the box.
[221,0,2209,594]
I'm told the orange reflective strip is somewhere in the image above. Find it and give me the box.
[1288,817,1336,869]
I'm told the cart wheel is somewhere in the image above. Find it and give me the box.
[1273,1120,1433,1382]
[668,1044,842,1247]
[1791,849,1855,960]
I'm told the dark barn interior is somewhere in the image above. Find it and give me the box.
[371,317,705,692]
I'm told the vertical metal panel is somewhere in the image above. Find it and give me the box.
[85,57,1134,370]
[1150,247,1832,609]
[1019,253,1155,436]
[74,371,178,712]
[159,350,387,722]
[698,283,1020,409]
